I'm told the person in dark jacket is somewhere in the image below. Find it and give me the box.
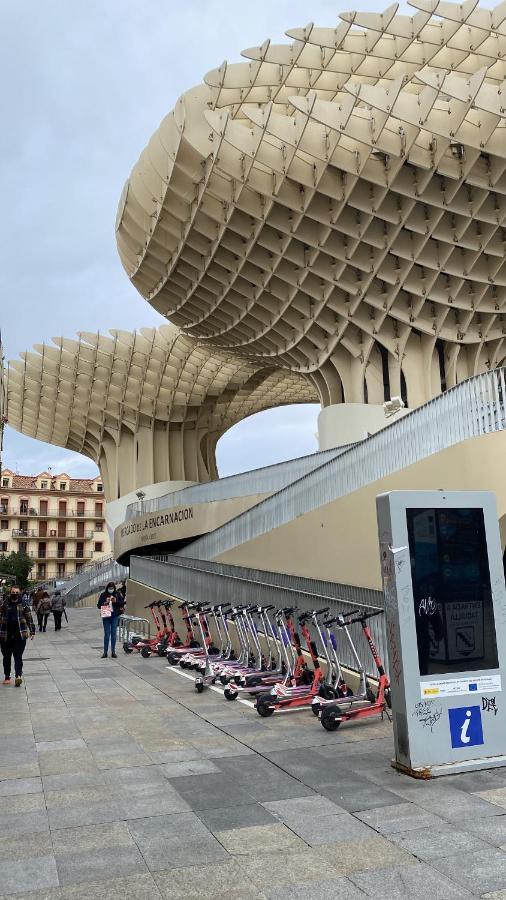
[0,586,35,686]
[97,582,124,658]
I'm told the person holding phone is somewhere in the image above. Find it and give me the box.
[0,585,35,686]
[97,582,124,658]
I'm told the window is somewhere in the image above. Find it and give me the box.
[95,502,103,517]
[94,542,103,553]
[0,499,8,513]
[407,507,499,677]
[40,480,47,489]
[76,563,83,573]
[57,563,65,577]
[0,520,7,531]
[96,483,103,492]
[20,500,28,514]
[18,542,27,555]
[0,542,7,553]
[38,564,46,579]
[95,521,103,531]
[2,478,9,488]
[59,482,66,491]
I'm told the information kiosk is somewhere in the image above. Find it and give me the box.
[376,490,506,777]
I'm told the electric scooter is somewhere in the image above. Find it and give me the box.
[318,610,391,730]
[123,601,170,657]
[311,610,376,716]
[255,608,336,716]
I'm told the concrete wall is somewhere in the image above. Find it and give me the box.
[213,430,506,591]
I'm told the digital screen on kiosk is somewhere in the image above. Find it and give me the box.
[406,507,498,676]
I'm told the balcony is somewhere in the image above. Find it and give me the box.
[11,509,100,519]
[28,551,89,560]
[12,529,37,538]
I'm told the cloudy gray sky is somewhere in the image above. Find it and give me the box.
[1,0,398,479]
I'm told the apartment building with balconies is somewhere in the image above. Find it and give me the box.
[0,470,111,580]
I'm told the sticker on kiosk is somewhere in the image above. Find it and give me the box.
[421,674,501,698]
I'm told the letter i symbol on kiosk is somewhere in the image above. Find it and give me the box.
[460,710,472,744]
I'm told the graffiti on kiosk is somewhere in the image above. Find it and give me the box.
[482,696,498,716]
[412,700,443,732]
[387,619,402,685]
[418,596,437,616]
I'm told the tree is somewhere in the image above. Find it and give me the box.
[0,551,34,589]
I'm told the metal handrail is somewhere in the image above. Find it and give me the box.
[176,368,506,562]
[124,446,351,520]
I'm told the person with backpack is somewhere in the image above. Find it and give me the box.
[0,585,35,686]
[37,592,52,632]
[97,582,125,658]
[51,592,66,631]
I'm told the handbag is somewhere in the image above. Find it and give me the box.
[100,604,112,618]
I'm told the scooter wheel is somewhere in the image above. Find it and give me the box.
[157,645,167,657]
[219,674,230,685]
[209,645,219,656]
[385,688,392,709]
[224,688,238,701]
[167,652,180,666]
[321,708,342,731]
[180,660,189,669]
[189,639,200,649]
[312,701,321,717]
[246,676,261,687]
[366,686,377,704]
[256,695,275,718]
[140,647,151,658]
[122,643,133,654]
[301,669,314,686]
[195,681,204,693]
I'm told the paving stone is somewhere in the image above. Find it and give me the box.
[0,832,53,862]
[215,823,307,855]
[159,759,219,778]
[0,812,49,838]
[127,812,228,870]
[460,814,506,846]
[431,847,506,895]
[0,795,46,815]
[55,844,148,886]
[167,773,255,810]
[0,855,58,895]
[38,750,98,776]
[264,878,367,900]
[387,822,491,860]
[44,787,115,809]
[0,778,42,797]
[35,739,87,752]
[0,764,40,781]
[477,788,506,809]
[48,803,125,830]
[316,780,404,812]
[286,812,377,846]
[262,795,346,822]
[215,758,315,802]
[349,862,475,898]
[197,804,277,833]
[41,771,107,792]
[153,859,265,900]
[50,822,134,854]
[356,801,447,834]
[235,847,342,888]
[316,835,417,875]
[5,874,161,900]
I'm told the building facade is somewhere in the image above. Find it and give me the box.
[0,470,110,581]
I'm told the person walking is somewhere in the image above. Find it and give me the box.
[32,587,44,629]
[97,582,124,659]
[37,592,52,633]
[51,592,66,631]
[0,585,35,686]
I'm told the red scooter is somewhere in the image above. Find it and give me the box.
[319,610,391,730]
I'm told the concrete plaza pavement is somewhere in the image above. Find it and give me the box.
[1,608,506,898]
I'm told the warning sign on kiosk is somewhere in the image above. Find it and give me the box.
[421,673,501,698]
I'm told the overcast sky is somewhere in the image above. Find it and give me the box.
[1,0,414,479]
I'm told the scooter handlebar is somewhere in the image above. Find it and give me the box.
[344,608,385,627]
